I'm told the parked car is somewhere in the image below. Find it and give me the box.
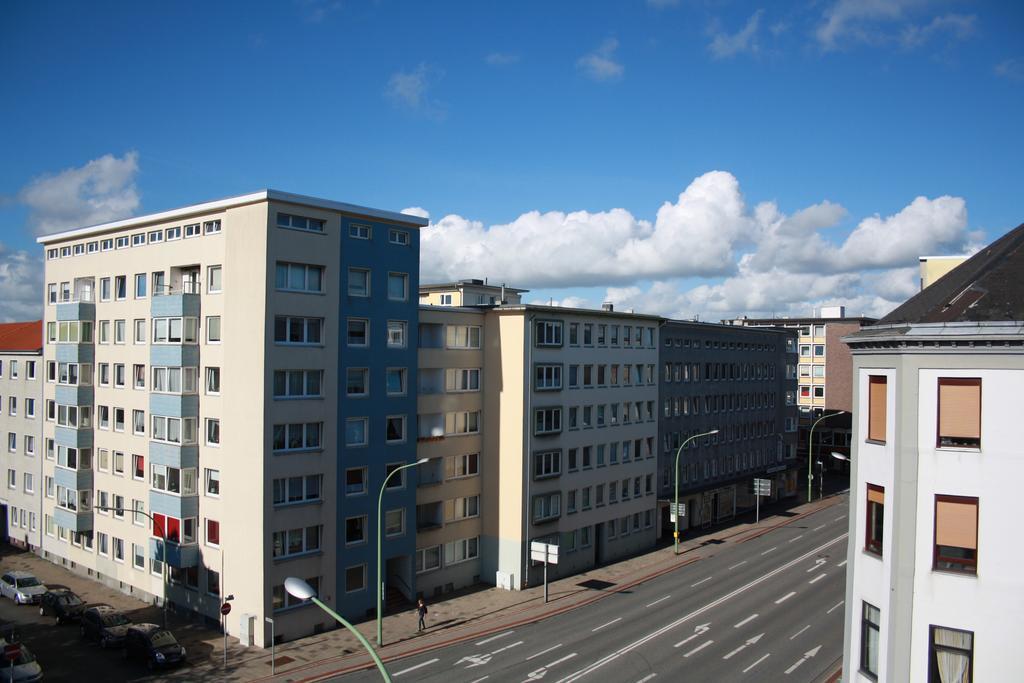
[0,638,43,683]
[80,605,132,648]
[0,572,46,605]
[123,624,186,670]
[39,588,86,624]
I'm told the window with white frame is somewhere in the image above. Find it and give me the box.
[151,415,197,445]
[445,368,480,392]
[274,316,323,345]
[445,410,480,435]
[274,369,321,398]
[275,262,324,293]
[207,265,222,293]
[534,407,562,435]
[273,422,322,451]
[386,415,406,443]
[535,364,562,391]
[389,229,409,245]
[272,525,322,558]
[386,368,407,395]
[386,321,407,348]
[277,213,325,233]
[535,320,563,346]
[347,268,370,297]
[445,537,479,565]
[347,318,369,346]
[533,449,561,479]
[416,545,441,573]
[387,272,408,301]
[446,453,479,479]
[446,325,481,349]
[272,474,322,505]
[532,493,561,522]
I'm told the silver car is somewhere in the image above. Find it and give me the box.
[0,638,43,682]
[0,573,46,605]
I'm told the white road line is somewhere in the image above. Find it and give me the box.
[691,577,713,587]
[645,595,671,608]
[827,600,845,614]
[837,560,847,567]
[554,534,848,683]
[476,631,515,645]
[834,515,847,522]
[469,677,489,683]
[635,675,657,683]
[683,640,714,658]
[788,534,804,543]
[813,524,826,531]
[743,653,770,673]
[394,658,439,676]
[592,617,622,632]
[728,560,747,570]
[790,625,811,640]
[809,573,826,584]
[761,546,777,556]
[775,591,797,604]
[784,657,806,675]
[734,614,758,628]
[526,644,563,661]
[494,641,524,654]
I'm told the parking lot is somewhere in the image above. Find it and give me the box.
[0,545,226,682]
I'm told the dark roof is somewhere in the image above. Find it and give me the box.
[877,222,1024,325]
[0,321,41,352]
[734,317,877,325]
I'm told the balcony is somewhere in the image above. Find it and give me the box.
[54,426,93,449]
[56,301,95,322]
[150,393,199,419]
[417,413,445,442]
[149,490,199,521]
[417,458,444,487]
[416,501,443,531]
[55,384,93,406]
[149,538,199,569]
[149,440,199,470]
[418,368,444,395]
[53,506,92,533]
[418,323,444,349]
[54,466,93,492]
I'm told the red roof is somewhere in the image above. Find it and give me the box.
[0,321,42,352]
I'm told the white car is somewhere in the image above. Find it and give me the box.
[0,572,46,605]
[0,638,43,682]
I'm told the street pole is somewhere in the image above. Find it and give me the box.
[266,617,275,677]
[807,411,845,503]
[543,549,548,604]
[755,485,760,524]
[673,428,719,555]
[377,458,427,647]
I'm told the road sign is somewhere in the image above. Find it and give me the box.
[670,502,686,523]
[220,602,232,616]
[530,541,559,565]
[754,478,771,496]
[3,643,21,661]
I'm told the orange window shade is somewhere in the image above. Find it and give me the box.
[936,499,978,549]
[868,376,887,442]
[938,379,981,439]
[867,486,885,505]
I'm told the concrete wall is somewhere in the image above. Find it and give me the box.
[0,350,43,550]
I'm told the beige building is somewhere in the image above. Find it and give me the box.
[0,321,43,551]
[919,255,967,290]
[38,190,427,647]
[419,279,525,307]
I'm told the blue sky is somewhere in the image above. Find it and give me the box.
[1,0,1022,321]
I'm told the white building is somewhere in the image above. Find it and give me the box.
[841,222,1024,682]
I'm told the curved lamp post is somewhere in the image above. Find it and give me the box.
[808,411,846,502]
[284,577,391,682]
[673,429,719,555]
[377,458,428,646]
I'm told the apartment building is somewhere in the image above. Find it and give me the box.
[658,319,798,533]
[38,190,427,647]
[0,321,43,550]
[419,279,525,307]
[841,222,1024,682]
[919,255,967,290]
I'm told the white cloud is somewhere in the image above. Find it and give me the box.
[995,57,1024,82]
[529,296,590,309]
[419,170,978,322]
[20,151,140,236]
[576,38,624,82]
[401,206,430,219]
[815,0,913,51]
[385,64,446,120]
[899,13,975,49]
[485,52,520,66]
[709,10,764,60]
[0,246,44,322]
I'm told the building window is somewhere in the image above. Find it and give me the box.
[134,273,147,298]
[347,268,370,297]
[207,266,222,293]
[535,320,563,347]
[445,496,479,521]
[389,229,409,245]
[533,450,561,479]
[278,212,325,233]
[349,223,371,239]
[184,223,201,237]
[345,467,367,495]
[273,316,323,345]
[345,418,368,447]
[273,422,322,452]
[415,546,441,573]
[345,516,367,545]
[534,364,562,391]
[275,262,324,293]
[345,565,366,592]
[206,418,220,445]
[386,368,407,396]
[937,378,981,448]
[445,368,480,392]
[444,537,479,565]
[346,368,369,397]
[385,415,406,443]
[445,410,480,435]
[272,525,321,558]
[532,493,561,523]
[347,318,369,346]
[152,317,199,344]
[928,626,973,683]
[446,325,481,349]
[446,453,479,479]
[534,407,562,435]
[860,602,880,679]
[813,344,825,357]
[934,495,978,574]
[868,375,887,443]
[387,321,407,348]
[206,367,221,394]
[273,369,320,398]
[205,469,220,496]
[866,484,884,556]
[387,272,408,301]
[384,509,405,537]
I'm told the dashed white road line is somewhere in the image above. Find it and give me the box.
[526,644,563,661]
[784,657,807,675]
[827,600,845,614]
[683,640,714,658]
[635,675,657,683]
[834,515,847,522]
[394,658,439,676]
[645,595,671,608]
[809,573,826,584]
[837,560,848,567]
[592,617,622,632]
[761,547,777,556]
[790,625,811,640]
[476,631,515,646]
[788,534,804,543]
[743,653,770,673]
[734,614,758,628]
[813,524,827,531]
[469,677,489,683]
[775,591,797,605]
[691,577,713,587]
[728,560,748,570]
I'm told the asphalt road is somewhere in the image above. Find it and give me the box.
[336,495,849,683]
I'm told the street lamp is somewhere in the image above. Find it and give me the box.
[94,505,168,628]
[673,429,719,555]
[377,458,428,646]
[807,411,845,503]
[830,452,849,462]
[284,577,391,683]
[265,617,275,677]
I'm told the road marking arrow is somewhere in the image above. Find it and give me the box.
[806,557,827,572]
[524,653,577,681]
[784,645,822,674]
[672,623,711,648]
[723,633,764,659]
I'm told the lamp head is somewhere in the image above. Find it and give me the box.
[830,451,849,462]
[284,577,315,600]
[417,457,429,464]
[708,429,720,435]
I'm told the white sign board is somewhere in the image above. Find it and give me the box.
[670,502,686,523]
[754,478,771,496]
[530,541,559,565]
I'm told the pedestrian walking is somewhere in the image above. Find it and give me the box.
[417,598,428,631]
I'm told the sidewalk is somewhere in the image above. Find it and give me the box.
[188,491,849,682]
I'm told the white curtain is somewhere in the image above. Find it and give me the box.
[934,627,972,683]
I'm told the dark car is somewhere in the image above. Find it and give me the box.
[122,624,186,670]
[80,605,132,648]
[39,589,86,624]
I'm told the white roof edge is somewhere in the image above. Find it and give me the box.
[918,255,967,261]
[36,189,428,244]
